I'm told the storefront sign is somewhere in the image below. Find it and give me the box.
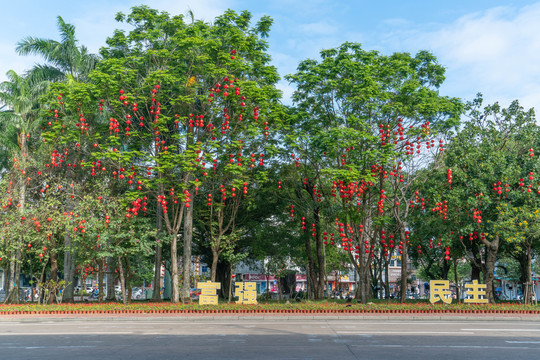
[244,274,275,281]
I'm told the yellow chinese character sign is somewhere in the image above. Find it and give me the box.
[429,280,452,304]
[464,280,488,303]
[198,281,221,305]
[235,282,257,304]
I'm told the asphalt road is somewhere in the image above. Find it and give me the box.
[0,318,539,360]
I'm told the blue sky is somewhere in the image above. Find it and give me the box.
[2,0,539,109]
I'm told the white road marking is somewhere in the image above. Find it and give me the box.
[337,331,474,335]
[5,346,96,349]
[462,328,540,332]
[506,341,540,344]
[352,344,538,349]
[0,331,135,335]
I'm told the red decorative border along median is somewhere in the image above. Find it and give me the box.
[1,308,540,316]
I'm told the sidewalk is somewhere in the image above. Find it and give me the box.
[1,312,540,321]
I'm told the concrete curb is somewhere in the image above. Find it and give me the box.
[1,313,539,322]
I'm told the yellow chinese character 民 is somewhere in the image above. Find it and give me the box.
[235,282,258,304]
[429,280,452,304]
[464,280,488,304]
[198,281,221,305]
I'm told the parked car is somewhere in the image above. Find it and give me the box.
[132,287,143,300]
[190,288,201,300]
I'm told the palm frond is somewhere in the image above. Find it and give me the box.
[16,37,63,65]
[0,126,20,153]
[56,16,77,46]
[26,64,64,84]
[0,111,23,134]
[17,16,97,82]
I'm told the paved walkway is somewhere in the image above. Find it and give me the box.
[1,312,540,321]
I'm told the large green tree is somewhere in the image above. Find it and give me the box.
[284,42,461,302]
[410,96,538,302]
[0,70,48,303]
[85,6,281,302]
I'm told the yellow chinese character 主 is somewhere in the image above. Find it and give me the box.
[198,281,221,305]
[464,280,488,304]
[429,280,452,304]
[235,282,258,305]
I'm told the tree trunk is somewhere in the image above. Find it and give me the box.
[471,245,482,281]
[38,260,48,304]
[152,204,164,301]
[313,207,325,300]
[152,244,162,301]
[454,259,460,302]
[304,233,318,299]
[47,249,58,304]
[2,268,7,298]
[442,259,450,280]
[105,255,115,301]
[228,262,233,303]
[400,227,408,303]
[63,232,76,303]
[384,259,390,299]
[117,256,127,305]
[181,205,192,300]
[521,244,533,304]
[3,264,10,300]
[482,235,499,303]
[79,267,86,301]
[5,250,21,304]
[211,248,219,282]
[98,259,104,302]
[354,253,371,303]
[377,258,384,299]
[170,232,179,303]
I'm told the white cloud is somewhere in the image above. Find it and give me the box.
[298,21,338,36]
[0,0,229,84]
[0,41,40,79]
[276,81,295,105]
[147,0,228,21]
[401,4,540,110]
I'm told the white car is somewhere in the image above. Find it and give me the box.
[132,288,143,300]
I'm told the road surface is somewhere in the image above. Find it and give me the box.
[0,317,539,359]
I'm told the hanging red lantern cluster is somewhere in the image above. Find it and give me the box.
[444,246,451,262]
[126,198,142,218]
[379,123,391,146]
[220,185,227,201]
[472,208,482,224]
[405,230,410,245]
[184,190,191,208]
[378,189,386,213]
[431,200,448,220]
[381,230,389,257]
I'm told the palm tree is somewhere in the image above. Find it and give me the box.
[16,17,99,303]
[0,70,46,303]
[16,16,98,83]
